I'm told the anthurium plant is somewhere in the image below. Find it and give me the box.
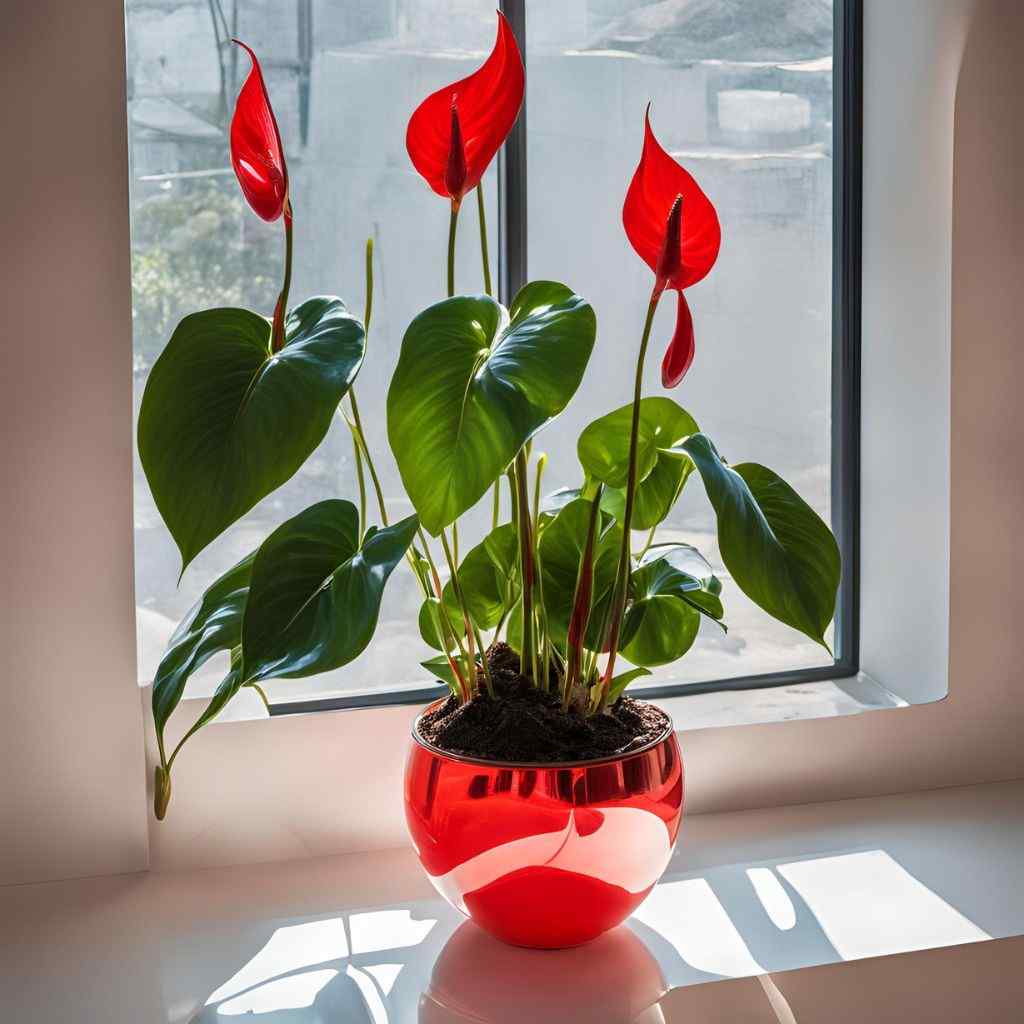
[141,15,840,819]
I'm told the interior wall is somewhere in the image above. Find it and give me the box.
[0,1,148,883]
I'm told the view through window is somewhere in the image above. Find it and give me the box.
[127,0,837,705]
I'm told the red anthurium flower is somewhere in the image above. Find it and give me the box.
[230,40,293,352]
[406,11,524,207]
[230,41,289,222]
[623,106,721,387]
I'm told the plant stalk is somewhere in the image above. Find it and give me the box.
[270,200,293,353]
[532,454,550,691]
[476,182,493,296]
[440,528,478,693]
[363,236,374,333]
[351,426,367,541]
[598,290,661,711]
[419,527,472,700]
[248,682,271,712]
[513,449,538,685]
[564,484,603,710]
[447,201,460,298]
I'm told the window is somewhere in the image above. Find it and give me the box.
[127,0,859,710]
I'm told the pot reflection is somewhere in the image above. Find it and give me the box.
[420,921,669,1024]
[405,703,684,948]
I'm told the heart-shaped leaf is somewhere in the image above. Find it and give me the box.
[152,552,254,751]
[636,544,726,627]
[620,555,703,667]
[419,594,463,652]
[420,523,519,650]
[673,433,840,649]
[538,498,622,650]
[387,281,596,535]
[138,297,365,572]
[458,523,519,628]
[578,397,699,530]
[241,500,418,682]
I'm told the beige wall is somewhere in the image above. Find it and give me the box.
[3,0,1024,883]
[0,1,148,883]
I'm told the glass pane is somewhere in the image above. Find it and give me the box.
[127,0,499,700]
[525,1,835,688]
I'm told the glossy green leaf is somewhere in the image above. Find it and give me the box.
[637,544,726,628]
[620,555,703,667]
[607,667,652,704]
[459,524,519,627]
[419,523,519,651]
[138,298,365,572]
[152,552,254,750]
[421,655,469,696]
[674,434,840,649]
[418,594,463,652]
[387,281,596,534]
[241,500,418,682]
[578,397,699,529]
[538,498,622,649]
[541,486,582,515]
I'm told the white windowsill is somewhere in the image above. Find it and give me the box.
[6,779,1023,1022]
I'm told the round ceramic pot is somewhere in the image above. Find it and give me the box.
[404,699,684,949]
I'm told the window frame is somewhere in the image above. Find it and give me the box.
[266,0,863,717]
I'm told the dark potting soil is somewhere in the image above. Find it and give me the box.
[416,643,671,763]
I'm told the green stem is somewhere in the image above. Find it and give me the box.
[513,449,538,685]
[494,604,511,643]
[351,423,367,541]
[441,529,495,699]
[636,523,657,561]
[598,289,662,712]
[347,239,387,526]
[249,682,271,712]
[270,200,293,353]
[491,481,501,530]
[447,201,460,298]
[363,236,374,334]
[419,528,472,697]
[440,528,475,680]
[564,484,603,711]
[532,454,549,691]
[348,393,387,526]
[476,182,492,296]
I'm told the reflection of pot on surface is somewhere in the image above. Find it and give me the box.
[419,921,669,1024]
[405,701,685,948]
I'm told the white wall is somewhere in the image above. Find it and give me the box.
[0,1,148,883]
[4,0,1024,883]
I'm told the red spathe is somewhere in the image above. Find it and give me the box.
[623,107,721,387]
[230,40,289,222]
[406,12,524,203]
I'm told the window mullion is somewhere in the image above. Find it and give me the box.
[497,0,527,305]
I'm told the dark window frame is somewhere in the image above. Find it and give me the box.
[270,0,862,717]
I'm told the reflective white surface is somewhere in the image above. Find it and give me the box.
[3,780,1024,1023]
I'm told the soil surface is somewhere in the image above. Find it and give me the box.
[417,643,671,763]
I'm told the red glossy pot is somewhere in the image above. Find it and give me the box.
[405,700,684,949]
